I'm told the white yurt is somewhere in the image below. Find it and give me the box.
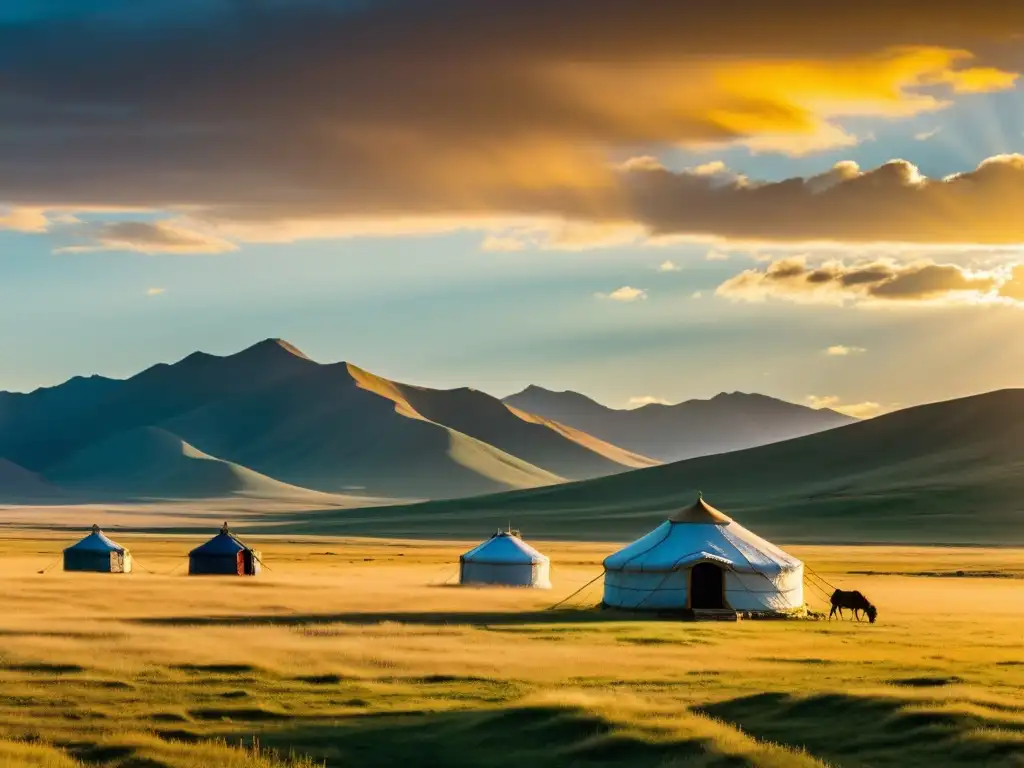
[459,530,551,588]
[602,495,803,613]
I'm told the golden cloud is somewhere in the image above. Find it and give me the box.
[717,256,1008,306]
[825,345,867,356]
[806,395,888,419]
[627,396,672,408]
[55,221,238,255]
[0,2,1021,245]
[0,207,50,233]
[596,286,648,302]
[623,155,1024,246]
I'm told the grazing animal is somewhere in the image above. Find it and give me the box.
[829,589,878,623]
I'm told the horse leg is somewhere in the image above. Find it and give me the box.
[829,605,836,620]
[838,607,844,620]
[854,608,861,621]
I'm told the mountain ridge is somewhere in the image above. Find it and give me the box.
[0,338,874,503]
[503,385,856,461]
[322,387,1024,544]
[0,340,648,500]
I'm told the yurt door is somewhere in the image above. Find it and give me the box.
[690,563,725,609]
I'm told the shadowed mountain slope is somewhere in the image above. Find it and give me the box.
[503,386,855,461]
[44,426,332,499]
[0,458,63,501]
[0,340,656,500]
[164,363,564,498]
[348,365,657,477]
[0,339,316,472]
[283,389,1024,545]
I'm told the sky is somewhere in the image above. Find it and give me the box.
[4,2,1024,417]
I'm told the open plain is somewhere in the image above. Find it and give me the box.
[0,534,1020,767]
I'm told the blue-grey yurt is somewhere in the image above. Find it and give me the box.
[63,525,132,573]
[459,530,551,588]
[188,523,261,576]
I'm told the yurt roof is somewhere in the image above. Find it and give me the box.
[461,531,548,565]
[64,525,125,553]
[604,496,801,574]
[189,524,250,556]
[667,495,732,525]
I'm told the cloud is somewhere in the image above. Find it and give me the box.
[705,250,730,261]
[716,255,1007,306]
[0,207,50,233]
[825,345,867,356]
[691,291,704,299]
[479,220,650,252]
[596,286,648,302]
[145,287,166,296]
[806,395,888,419]
[480,234,528,252]
[627,395,672,408]
[914,127,942,141]
[56,221,238,255]
[998,266,1024,300]
[0,3,1019,244]
[657,260,682,272]
[620,155,1024,247]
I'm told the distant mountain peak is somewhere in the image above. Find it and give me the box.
[711,391,753,400]
[245,338,313,361]
[511,384,603,404]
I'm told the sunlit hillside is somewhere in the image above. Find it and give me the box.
[280,389,1024,545]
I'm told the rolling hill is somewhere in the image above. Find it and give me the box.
[0,458,62,501]
[163,363,566,498]
[1,339,653,500]
[279,389,1024,545]
[0,339,317,473]
[503,386,856,461]
[44,426,332,499]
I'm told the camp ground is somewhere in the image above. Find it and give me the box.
[40,500,833,622]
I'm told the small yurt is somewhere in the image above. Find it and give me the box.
[63,524,132,573]
[602,495,803,614]
[188,523,261,576]
[459,530,551,588]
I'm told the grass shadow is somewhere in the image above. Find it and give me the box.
[700,691,1024,767]
[131,609,609,628]
[889,676,965,688]
[5,663,84,674]
[230,704,780,767]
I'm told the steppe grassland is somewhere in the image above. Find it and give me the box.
[0,535,1020,767]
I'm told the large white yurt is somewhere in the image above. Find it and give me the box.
[602,495,803,613]
[459,531,551,588]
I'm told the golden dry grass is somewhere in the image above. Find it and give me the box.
[0,535,1020,766]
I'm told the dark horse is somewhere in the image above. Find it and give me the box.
[829,589,877,623]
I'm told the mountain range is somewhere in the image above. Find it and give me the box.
[0,339,848,502]
[503,386,855,461]
[311,388,1024,545]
